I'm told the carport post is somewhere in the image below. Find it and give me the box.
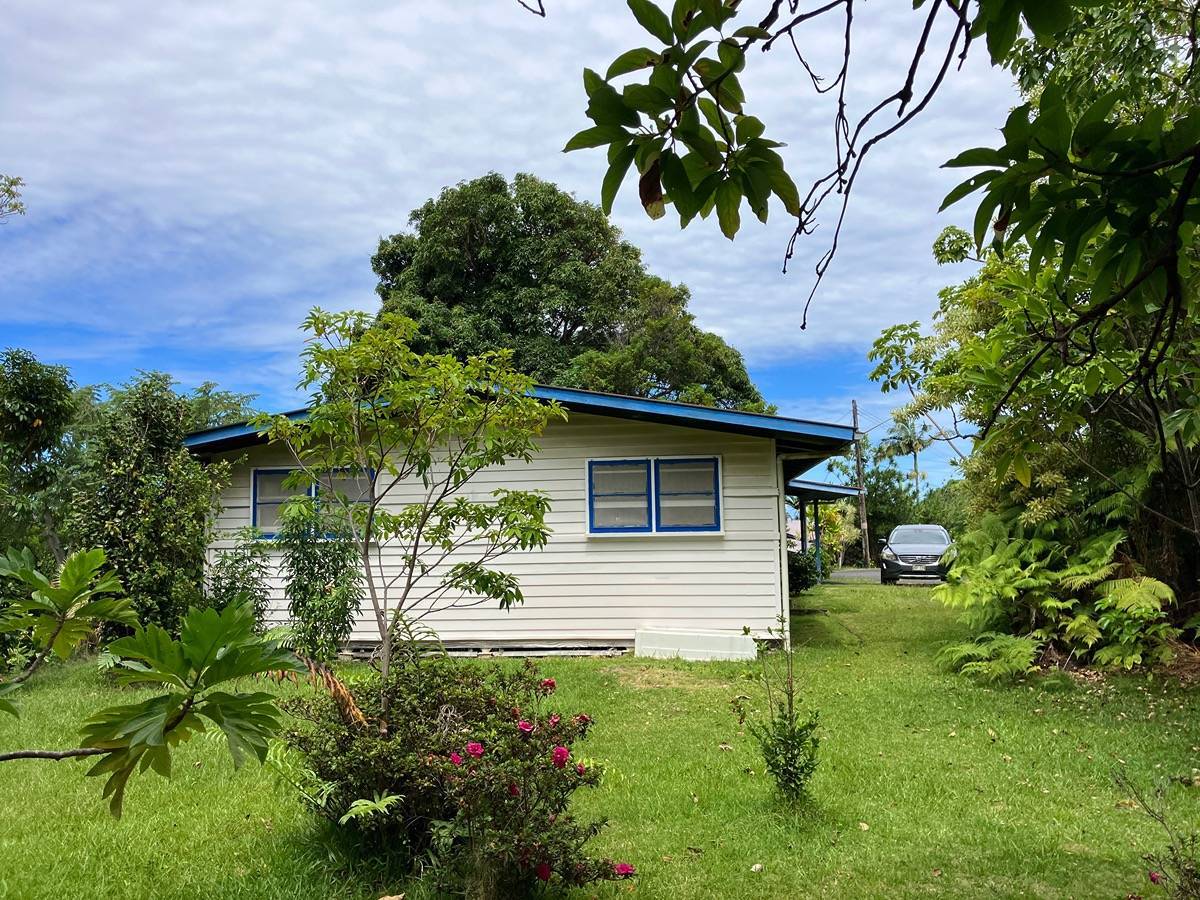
[812,499,823,580]
[800,505,808,552]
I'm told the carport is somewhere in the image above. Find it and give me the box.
[785,479,862,578]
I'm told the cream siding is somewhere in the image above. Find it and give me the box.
[207,412,785,648]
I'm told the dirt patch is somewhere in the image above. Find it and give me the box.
[604,663,714,690]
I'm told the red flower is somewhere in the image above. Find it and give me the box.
[1150,871,1164,884]
[449,751,463,767]
[576,763,586,776]
[548,713,561,727]
[518,720,534,735]
[466,741,484,759]
[536,862,552,881]
[614,862,636,877]
[540,677,556,693]
[508,782,521,797]
[574,713,592,726]
[552,745,570,768]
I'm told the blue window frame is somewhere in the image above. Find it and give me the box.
[251,468,312,538]
[587,456,722,534]
[587,459,652,533]
[654,457,721,532]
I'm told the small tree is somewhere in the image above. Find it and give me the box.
[276,499,362,663]
[205,527,273,627]
[259,309,564,731]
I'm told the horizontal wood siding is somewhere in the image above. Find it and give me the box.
[207,413,784,646]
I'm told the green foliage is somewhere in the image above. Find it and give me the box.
[282,656,625,896]
[275,500,361,663]
[66,372,230,633]
[1115,771,1200,900]
[916,479,971,538]
[787,547,819,594]
[937,632,1041,683]
[0,547,136,713]
[936,513,1179,668]
[0,174,24,220]
[747,701,819,802]
[184,382,258,433]
[83,601,300,816]
[372,173,766,410]
[205,527,273,627]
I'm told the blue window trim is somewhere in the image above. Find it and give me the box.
[251,467,313,539]
[587,459,653,534]
[653,457,721,533]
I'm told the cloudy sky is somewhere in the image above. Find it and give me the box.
[0,1,1016,485]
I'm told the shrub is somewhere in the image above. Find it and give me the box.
[276,500,361,663]
[936,513,1179,669]
[281,652,630,897]
[1116,772,1200,899]
[735,621,820,802]
[787,548,820,594]
[206,527,272,627]
[937,632,1042,682]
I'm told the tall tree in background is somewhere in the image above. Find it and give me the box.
[0,349,77,563]
[0,176,24,222]
[877,419,931,501]
[373,172,766,410]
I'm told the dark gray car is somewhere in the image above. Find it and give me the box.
[879,524,953,584]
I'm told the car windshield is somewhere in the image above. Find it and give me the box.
[890,526,949,545]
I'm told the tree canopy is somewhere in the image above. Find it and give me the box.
[373,172,767,411]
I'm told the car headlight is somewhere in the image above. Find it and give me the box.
[880,547,898,562]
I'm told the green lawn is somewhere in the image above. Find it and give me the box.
[1,583,1197,898]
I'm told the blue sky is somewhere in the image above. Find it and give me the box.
[0,1,1014,487]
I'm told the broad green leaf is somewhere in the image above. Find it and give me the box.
[198,691,282,768]
[1021,0,1072,42]
[606,47,662,79]
[601,143,637,214]
[766,166,801,216]
[715,178,741,239]
[944,147,1009,168]
[735,115,765,144]
[586,81,640,128]
[1012,454,1032,488]
[627,0,674,45]
[563,125,628,152]
[660,150,697,220]
[0,682,19,718]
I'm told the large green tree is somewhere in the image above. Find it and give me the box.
[373,172,766,410]
[66,373,230,632]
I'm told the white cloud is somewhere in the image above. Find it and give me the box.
[0,0,1014,445]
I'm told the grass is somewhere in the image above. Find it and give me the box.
[2,583,1199,898]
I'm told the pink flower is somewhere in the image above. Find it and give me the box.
[614,862,636,878]
[465,741,484,759]
[449,752,463,767]
[536,862,552,881]
[552,745,570,768]
[549,714,561,727]
[540,677,556,693]
[518,720,534,735]
[1150,871,1164,885]
[508,782,521,797]
[576,763,586,776]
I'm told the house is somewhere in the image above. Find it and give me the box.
[184,385,854,656]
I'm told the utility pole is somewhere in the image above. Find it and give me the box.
[852,400,871,563]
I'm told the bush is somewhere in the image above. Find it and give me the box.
[787,548,820,594]
[206,527,272,627]
[937,632,1042,682]
[281,652,632,897]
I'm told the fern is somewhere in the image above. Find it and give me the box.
[937,633,1042,682]
[338,792,404,827]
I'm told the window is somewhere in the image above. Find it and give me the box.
[587,456,721,535]
[252,468,309,537]
[588,460,652,533]
[252,467,369,538]
[655,458,720,531]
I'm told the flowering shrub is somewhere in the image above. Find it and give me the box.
[282,655,632,898]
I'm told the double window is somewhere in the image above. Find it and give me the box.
[587,457,721,534]
[252,468,369,538]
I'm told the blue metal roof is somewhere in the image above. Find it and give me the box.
[183,385,854,456]
[786,479,862,501]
